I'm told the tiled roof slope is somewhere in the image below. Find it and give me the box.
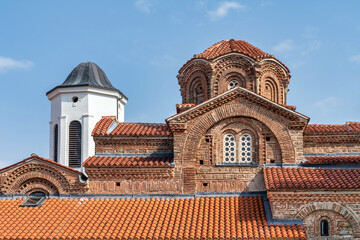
[83,156,173,168]
[0,196,306,239]
[304,155,360,165]
[0,155,82,175]
[180,39,289,73]
[92,116,172,137]
[194,39,272,61]
[304,121,360,134]
[265,167,360,190]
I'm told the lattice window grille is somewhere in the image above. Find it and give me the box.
[240,134,252,162]
[224,134,236,162]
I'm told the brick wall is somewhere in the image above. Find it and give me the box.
[304,142,360,154]
[95,137,173,154]
[267,191,360,239]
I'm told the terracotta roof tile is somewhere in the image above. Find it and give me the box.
[304,121,360,134]
[282,105,297,111]
[265,167,360,190]
[0,196,307,239]
[93,117,172,137]
[180,39,289,73]
[304,155,360,165]
[195,39,272,61]
[83,155,173,167]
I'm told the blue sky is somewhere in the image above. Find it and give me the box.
[0,1,360,167]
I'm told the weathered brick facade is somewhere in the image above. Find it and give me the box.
[1,39,359,239]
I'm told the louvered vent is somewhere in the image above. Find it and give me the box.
[69,121,81,167]
[54,124,58,163]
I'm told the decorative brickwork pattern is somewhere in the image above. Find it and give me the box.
[0,156,87,194]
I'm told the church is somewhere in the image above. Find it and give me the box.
[0,39,359,239]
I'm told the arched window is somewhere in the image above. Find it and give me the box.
[54,124,58,163]
[69,121,81,167]
[239,134,252,163]
[228,80,239,89]
[192,82,204,104]
[321,220,329,236]
[223,134,236,162]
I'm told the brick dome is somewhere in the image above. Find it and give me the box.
[194,39,272,61]
[179,39,289,73]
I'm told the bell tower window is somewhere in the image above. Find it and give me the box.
[53,124,58,163]
[69,121,82,168]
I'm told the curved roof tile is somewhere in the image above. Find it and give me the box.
[0,196,307,239]
[179,39,289,73]
[83,155,173,168]
[93,116,172,137]
[265,167,360,190]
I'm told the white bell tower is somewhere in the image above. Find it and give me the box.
[46,62,127,171]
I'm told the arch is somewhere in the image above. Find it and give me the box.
[187,76,207,104]
[2,163,71,194]
[19,178,59,194]
[69,120,82,167]
[54,124,58,162]
[179,61,212,103]
[208,117,266,165]
[182,103,295,167]
[263,77,279,103]
[225,72,246,90]
[212,55,254,96]
[295,202,360,237]
[7,171,67,194]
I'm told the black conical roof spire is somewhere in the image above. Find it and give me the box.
[61,62,115,89]
[47,62,127,100]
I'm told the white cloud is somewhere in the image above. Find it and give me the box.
[135,0,153,13]
[349,54,360,64]
[208,1,245,20]
[313,97,342,114]
[0,56,34,74]
[272,39,295,54]
[301,40,322,56]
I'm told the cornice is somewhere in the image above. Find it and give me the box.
[167,87,309,124]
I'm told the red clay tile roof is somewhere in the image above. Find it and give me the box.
[304,155,360,165]
[304,121,360,134]
[83,155,173,168]
[93,116,172,137]
[265,167,360,190]
[180,39,289,73]
[282,105,297,111]
[0,196,307,239]
[195,39,272,61]
[0,155,82,175]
